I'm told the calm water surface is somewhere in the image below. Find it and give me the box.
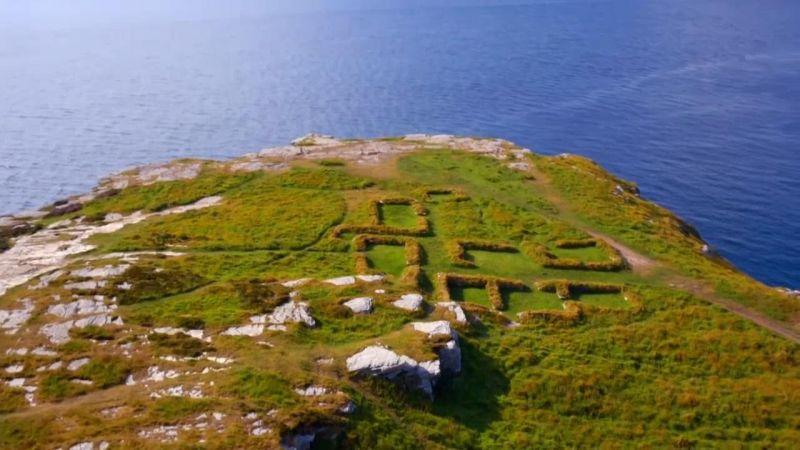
[1,1,799,287]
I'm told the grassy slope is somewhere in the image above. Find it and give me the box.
[531,153,800,325]
[1,148,798,449]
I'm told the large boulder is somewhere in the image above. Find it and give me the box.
[346,321,461,397]
[411,321,461,375]
[346,345,438,396]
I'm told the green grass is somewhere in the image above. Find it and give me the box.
[396,150,556,214]
[91,187,346,252]
[366,245,406,276]
[579,292,630,309]
[380,204,419,228]
[123,283,248,330]
[505,290,563,315]
[469,250,535,278]
[550,246,610,262]
[224,368,298,410]
[532,153,800,323]
[450,286,490,306]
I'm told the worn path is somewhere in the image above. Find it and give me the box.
[528,161,800,344]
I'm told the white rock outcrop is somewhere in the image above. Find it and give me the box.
[412,320,453,338]
[0,196,220,298]
[436,301,468,324]
[294,385,329,397]
[324,276,355,286]
[343,297,372,314]
[392,293,423,311]
[346,322,461,397]
[0,299,34,334]
[223,302,315,336]
[48,297,114,318]
[268,301,316,327]
[40,313,123,344]
[346,345,439,396]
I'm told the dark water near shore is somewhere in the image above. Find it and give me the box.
[1,1,799,287]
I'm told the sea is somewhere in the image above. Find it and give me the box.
[1,0,798,288]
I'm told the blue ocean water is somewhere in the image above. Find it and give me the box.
[1,1,799,287]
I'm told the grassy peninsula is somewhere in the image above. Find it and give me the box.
[0,134,798,449]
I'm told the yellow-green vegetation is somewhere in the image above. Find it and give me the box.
[1,142,798,449]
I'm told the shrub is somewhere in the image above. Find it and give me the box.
[79,356,131,388]
[70,325,116,341]
[39,374,88,401]
[354,253,371,274]
[108,263,206,305]
[332,221,430,238]
[523,238,626,272]
[177,316,206,330]
[352,235,423,265]
[518,301,583,324]
[317,158,346,167]
[447,239,518,267]
[149,332,213,357]
[436,272,527,310]
[486,279,504,310]
[0,386,27,413]
[435,272,452,301]
[401,265,422,288]
[421,188,470,202]
[554,238,598,249]
[233,279,290,312]
[535,279,623,300]
[623,290,646,313]
[374,197,428,217]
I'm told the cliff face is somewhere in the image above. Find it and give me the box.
[0,135,798,449]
